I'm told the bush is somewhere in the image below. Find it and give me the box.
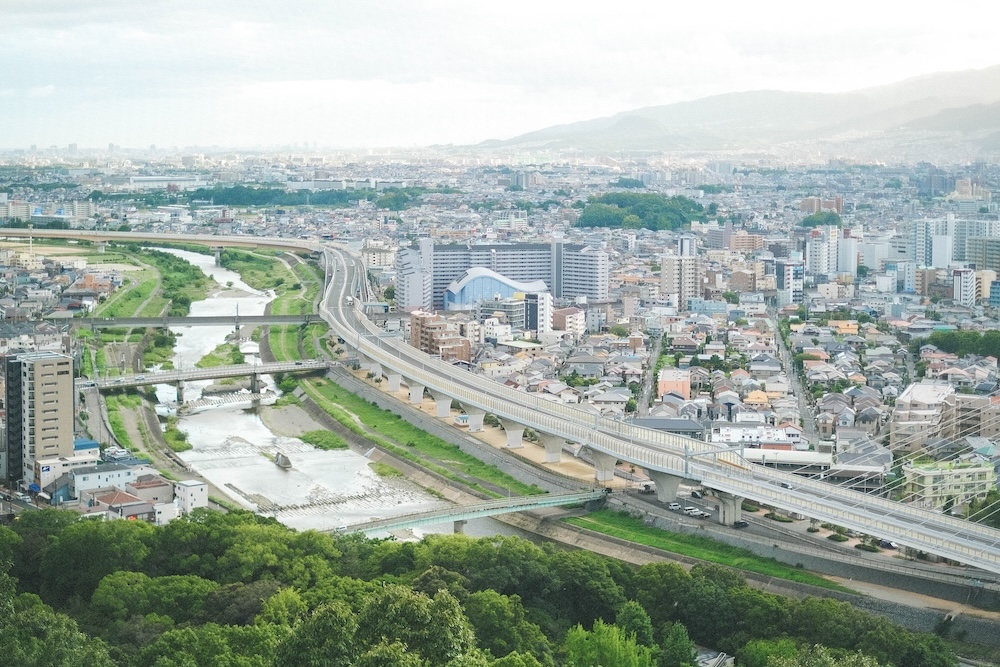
[300,430,348,450]
[827,533,850,542]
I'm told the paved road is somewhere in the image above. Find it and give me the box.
[772,314,819,443]
[639,333,663,416]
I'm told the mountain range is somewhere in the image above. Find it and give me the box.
[484,66,1000,158]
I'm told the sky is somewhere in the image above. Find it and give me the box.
[2,0,999,150]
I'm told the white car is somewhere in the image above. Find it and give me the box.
[668,502,682,511]
[684,506,699,515]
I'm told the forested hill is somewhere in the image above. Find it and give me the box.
[577,193,706,231]
[0,508,958,667]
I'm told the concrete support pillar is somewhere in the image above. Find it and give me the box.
[647,470,682,503]
[176,380,185,404]
[586,447,618,484]
[716,491,743,526]
[537,433,566,463]
[428,389,453,418]
[386,373,402,392]
[249,373,259,394]
[407,382,425,405]
[213,247,223,266]
[460,404,485,432]
[97,241,107,254]
[453,519,467,534]
[358,353,382,378]
[497,417,525,449]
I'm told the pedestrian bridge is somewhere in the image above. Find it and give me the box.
[336,489,609,535]
[78,360,328,401]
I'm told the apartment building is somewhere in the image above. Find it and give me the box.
[395,239,609,311]
[3,351,75,487]
[409,310,471,363]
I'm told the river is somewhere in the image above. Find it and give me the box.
[152,249,525,539]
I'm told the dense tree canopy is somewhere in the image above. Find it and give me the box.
[916,329,1000,359]
[800,211,842,227]
[577,193,705,231]
[0,509,961,667]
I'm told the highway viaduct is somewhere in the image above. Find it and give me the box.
[24,229,1000,575]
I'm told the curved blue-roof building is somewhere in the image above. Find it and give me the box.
[443,267,548,311]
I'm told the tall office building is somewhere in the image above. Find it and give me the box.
[3,351,75,487]
[395,239,609,311]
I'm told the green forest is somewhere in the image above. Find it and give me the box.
[0,508,957,667]
[576,193,706,232]
[915,330,1000,359]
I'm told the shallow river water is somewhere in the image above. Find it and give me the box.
[152,249,523,538]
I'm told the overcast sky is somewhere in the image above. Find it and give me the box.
[3,0,998,149]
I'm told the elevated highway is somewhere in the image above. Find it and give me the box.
[30,230,1000,575]
[320,246,1000,575]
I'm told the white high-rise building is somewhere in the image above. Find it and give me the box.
[931,235,954,269]
[837,236,858,276]
[953,268,977,307]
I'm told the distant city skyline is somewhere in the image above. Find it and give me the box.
[3,1,999,149]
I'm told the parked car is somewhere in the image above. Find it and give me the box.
[695,511,710,519]
[668,502,682,511]
[14,492,30,502]
[683,507,699,515]
[691,490,703,499]
[732,520,750,529]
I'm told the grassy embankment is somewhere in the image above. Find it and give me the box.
[566,510,853,592]
[220,249,320,362]
[231,252,542,498]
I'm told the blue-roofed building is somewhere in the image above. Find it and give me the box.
[443,267,549,311]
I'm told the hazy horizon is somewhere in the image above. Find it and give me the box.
[4,1,999,150]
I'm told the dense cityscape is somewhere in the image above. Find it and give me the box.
[0,144,997,665]
[4,3,1000,666]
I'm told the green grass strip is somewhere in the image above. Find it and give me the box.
[301,378,543,497]
[565,510,854,592]
[300,430,348,450]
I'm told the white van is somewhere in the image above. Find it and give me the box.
[668,502,682,511]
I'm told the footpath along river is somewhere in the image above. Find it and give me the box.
[151,248,524,538]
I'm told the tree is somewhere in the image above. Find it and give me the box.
[354,641,425,667]
[722,291,739,304]
[625,398,638,413]
[769,645,884,667]
[40,517,155,603]
[355,585,475,666]
[273,602,357,667]
[658,622,697,667]
[563,620,654,667]
[633,562,689,627]
[384,285,396,301]
[615,600,655,647]
[0,589,117,667]
[737,638,799,667]
[548,549,625,626]
[464,590,551,660]
[800,212,842,227]
[610,324,630,337]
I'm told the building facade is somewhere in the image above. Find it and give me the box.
[4,352,75,487]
